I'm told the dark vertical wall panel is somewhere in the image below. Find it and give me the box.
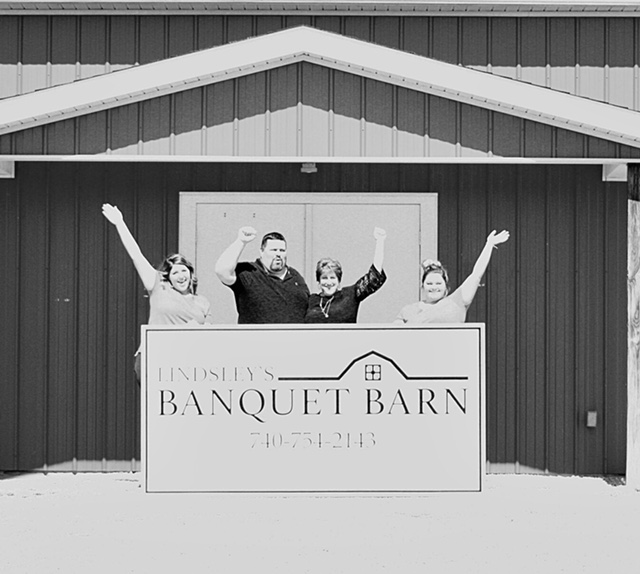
[607,18,636,109]
[0,16,19,98]
[75,163,109,469]
[485,166,519,470]
[363,79,393,157]
[0,177,19,469]
[269,65,299,157]
[109,17,137,71]
[79,16,108,80]
[333,71,362,157]
[141,95,172,155]
[549,18,577,94]
[575,167,607,475]
[461,17,488,70]
[491,18,518,80]
[519,18,548,87]
[547,166,578,474]
[139,16,167,65]
[168,16,196,57]
[50,16,77,87]
[47,165,78,469]
[515,165,548,473]
[16,166,49,469]
[21,17,49,94]
[372,17,401,50]
[0,162,628,475]
[603,183,628,474]
[301,63,331,156]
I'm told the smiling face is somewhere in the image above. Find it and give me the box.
[422,271,448,303]
[168,264,192,293]
[260,239,287,274]
[319,270,341,297]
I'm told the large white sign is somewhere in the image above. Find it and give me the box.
[141,325,485,493]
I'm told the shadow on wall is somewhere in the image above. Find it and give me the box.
[0,61,631,159]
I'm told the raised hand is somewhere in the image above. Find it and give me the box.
[101,203,124,226]
[238,226,257,244]
[487,229,510,247]
[373,227,387,241]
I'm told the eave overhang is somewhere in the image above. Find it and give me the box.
[1,26,640,150]
[1,0,639,16]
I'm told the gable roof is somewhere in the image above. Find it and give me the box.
[1,25,639,149]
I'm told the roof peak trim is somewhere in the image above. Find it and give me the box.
[1,25,639,148]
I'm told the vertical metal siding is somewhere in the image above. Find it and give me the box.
[301,62,331,157]
[519,18,548,87]
[578,18,606,102]
[79,16,108,81]
[50,17,78,88]
[0,16,19,98]
[427,96,457,158]
[547,166,578,474]
[16,166,50,469]
[575,167,607,475]
[141,95,172,155]
[0,176,19,469]
[109,105,140,155]
[606,18,636,110]
[485,166,519,472]
[603,182,628,474]
[237,72,267,157]
[396,88,426,158]
[0,162,628,474]
[204,81,235,156]
[2,14,640,116]
[4,67,640,161]
[109,16,137,73]
[20,17,49,95]
[460,103,490,158]
[461,17,489,71]
[332,71,362,157]
[139,16,167,65]
[490,18,518,81]
[269,65,299,157]
[363,79,393,158]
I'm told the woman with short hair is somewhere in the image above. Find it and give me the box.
[304,227,387,324]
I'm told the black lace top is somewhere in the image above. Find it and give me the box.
[304,265,386,324]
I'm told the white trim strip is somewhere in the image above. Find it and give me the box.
[0,154,636,166]
[1,1,640,16]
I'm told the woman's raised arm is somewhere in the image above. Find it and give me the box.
[459,230,510,306]
[102,203,157,292]
[372,227,386,273]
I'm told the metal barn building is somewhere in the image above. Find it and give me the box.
[0,0,639,480]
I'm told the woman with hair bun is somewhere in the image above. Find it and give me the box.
[304,227,387,324]
[394,230,509,324]
[102,203,212,378]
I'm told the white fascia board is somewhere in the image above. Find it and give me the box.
[1,26,639,148]
[0,155,636,167]
[2,1,640,16]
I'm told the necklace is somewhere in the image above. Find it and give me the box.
[319,295,334,318]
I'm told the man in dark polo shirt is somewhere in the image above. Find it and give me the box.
[215,226,309,323]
